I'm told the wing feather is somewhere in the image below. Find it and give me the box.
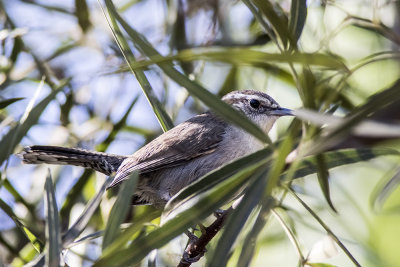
[108,112,226,188]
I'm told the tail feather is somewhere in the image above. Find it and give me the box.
[19,145,127,175]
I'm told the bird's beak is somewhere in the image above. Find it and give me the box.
[270,107,294,117]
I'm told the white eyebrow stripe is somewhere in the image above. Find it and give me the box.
[223,94,276,106]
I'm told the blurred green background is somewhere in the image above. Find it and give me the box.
[1,0,400,266]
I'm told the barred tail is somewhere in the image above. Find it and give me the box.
[19,145,127,176]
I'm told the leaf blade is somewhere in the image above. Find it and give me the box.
[102,172,138,250]
[44,170,61,267]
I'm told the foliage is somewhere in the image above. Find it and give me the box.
[1,0,400,266]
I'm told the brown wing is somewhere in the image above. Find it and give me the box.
[107,112,227,188]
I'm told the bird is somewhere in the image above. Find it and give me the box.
[19,90,293,207]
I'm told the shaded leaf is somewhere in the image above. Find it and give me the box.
[306,263,337,267]
[66,231,103,249]
[237,198,274,267]
[44,170,61,267]
[302,79,400,154]
[0,198,44,252]
[102,171,138,250]
[289,0,307,42]
[208,169,268,267]
[62,178,113,247]
[371,168,400,211]
[294,108,400,138]
[0,97,24,109]
[316,154,336,212]
[100,209,161,258]
[75,0,91,32]
[287,147,399,180]
[251,0,293,48]
[124,49,347,71]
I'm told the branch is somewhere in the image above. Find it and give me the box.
[177,207,233,267]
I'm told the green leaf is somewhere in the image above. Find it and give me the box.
[0,80,67,166]
[294,108,400,138]
[370,168,400,211]
[105,0,271,144]
[62,178,113,247]
[316,154,336,212]
[75,0,91,32]
[287,147,399,180]
[237,198,274,267]
[123,49,347,71]
[0,97,24,109]
[66,231,103,248]
[218,67,237,97]
[102,171,138,250]
[306,263,337,267]
[44,170,61,267]
[0,198,44,252]
[289,0,307,42]
[99,209,161,258]
[250,0,293,48]
[208,169,268,267]
[103,1,174,132]
[303,79,400,154]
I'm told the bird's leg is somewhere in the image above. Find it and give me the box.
[183,228,207,263]
[213,208,225,218]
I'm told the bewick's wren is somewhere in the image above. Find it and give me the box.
[19,90,292,207]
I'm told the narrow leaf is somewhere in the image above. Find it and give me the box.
[287,147,399,180]
[44,170,61,267]
[75,0,91,32]
[100,209,161,258]
[289,0,307,42]
[251,0,293,48]
[103,1,174,132]
[0,97,24,109]
[0,80,67,165]
[303,79,400,154]
[371,168,400,211]
[294,108,400,138]
[66,231,103,248]
[124,49,347,71]
[62,177,113,247]
[208,169,268,267]
[102,171,138,250]
[237,198,274,267]
[316,154,336,212]
[0,198,44,252]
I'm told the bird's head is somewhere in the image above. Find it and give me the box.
[222,90,293,133]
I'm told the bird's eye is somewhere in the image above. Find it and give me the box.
[249,99,260,109]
